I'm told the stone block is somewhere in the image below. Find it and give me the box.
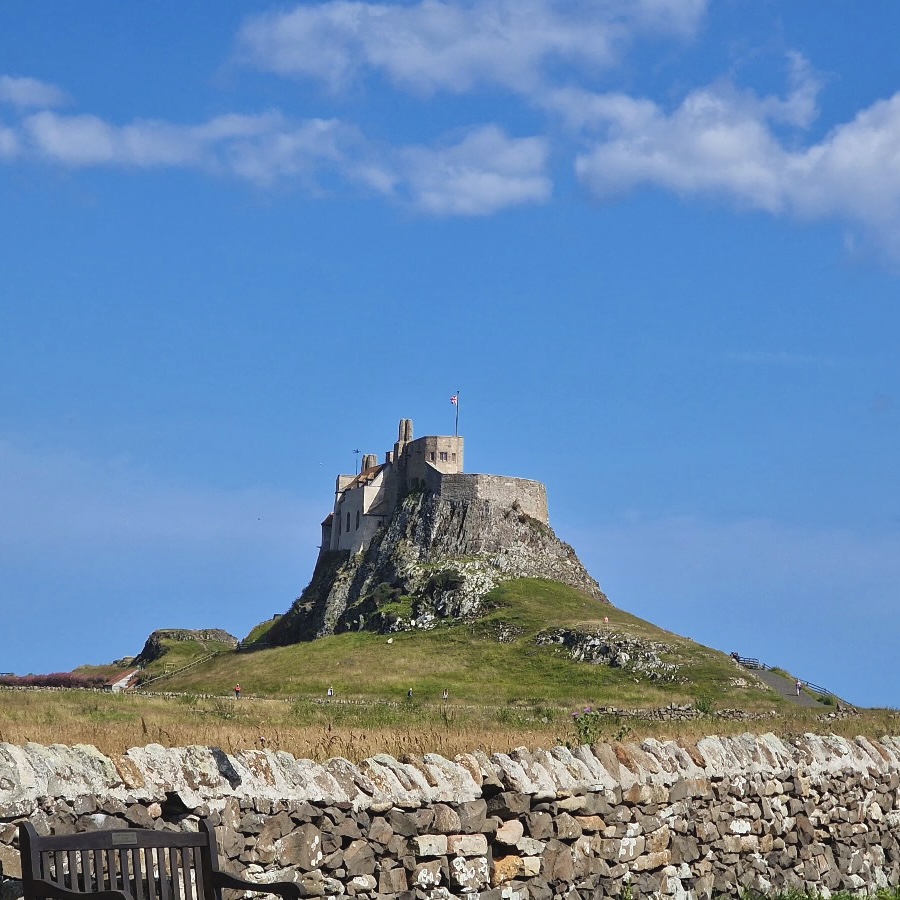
[343,840,376,877]
[491,856,525,886]
[388,809,432,838]
[572,816,604,833]
[553,814,582,841]
[450,855,489,892]
[525,812,553,840]
[414,835,449,857]
[541,839,574,881]
[515,837,545,857]
[486,793,531,819]
[448,834,489,857]
[669,835,699,864]
[125,805,154,828]
[277,823,325,871]
[433,804,462,834]
[455,800,488,834]
[368,817,393,845]
[379,867,409,894]
[646,825,671,853]
[296,871,327,897]
[0,843,22,880]
[412,860,443,888]
[623,783,669,806]
[494,821,524,846]
[520,858,541,878]
[348,875,377,894]
[631,850,671,872]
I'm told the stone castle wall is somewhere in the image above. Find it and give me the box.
[435,474,549,525]
[2,734,900,899]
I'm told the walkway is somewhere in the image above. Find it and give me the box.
[753,668,823,708]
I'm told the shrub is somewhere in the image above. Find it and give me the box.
[569,708,630,746]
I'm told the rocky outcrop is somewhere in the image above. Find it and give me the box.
[270,492,606,644]
[134,629,239,666]
[536,629,681,682]
[3,734,900,898]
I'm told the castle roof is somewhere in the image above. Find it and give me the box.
[340,463,386,494]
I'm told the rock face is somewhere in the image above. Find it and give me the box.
[3,734,900,899]
[536,629,681,682]
[269,492,606,644]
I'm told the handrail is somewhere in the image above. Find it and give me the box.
[734,656,835,698]
[132,653,218,689]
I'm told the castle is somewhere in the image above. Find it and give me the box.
[321,418,549,555]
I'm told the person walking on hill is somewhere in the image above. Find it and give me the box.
[234,683,241,700]
[795,679,802,697]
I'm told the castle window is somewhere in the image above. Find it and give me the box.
[439,451,448,462]
[430,452,435,461]
[356,510,360,530]
[346,512,351,532]
[451,453,456,462]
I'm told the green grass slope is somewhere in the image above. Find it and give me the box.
[159,579,784,711]
[135,635,236,681]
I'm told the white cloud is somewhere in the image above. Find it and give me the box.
[237,0,706,94]
[4,99,547,214]
[0,75,67,109]
[16,109,361,187]
[569,65,900,253]
[0,124,18,159]
[398,125,551,214]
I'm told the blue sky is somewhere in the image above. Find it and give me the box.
[1,2,898,708]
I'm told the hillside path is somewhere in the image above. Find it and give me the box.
[754,668,822,708]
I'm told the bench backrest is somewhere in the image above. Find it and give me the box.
[19,820,221,900]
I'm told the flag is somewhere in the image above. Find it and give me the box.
[450,394,458,406]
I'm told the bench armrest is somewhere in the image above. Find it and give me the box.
[29,881,134,900]
[211,872,302,900]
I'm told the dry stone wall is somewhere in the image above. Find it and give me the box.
[2,734,900,900]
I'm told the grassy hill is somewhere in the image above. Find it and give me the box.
[2,578,882,760]
[160,578,779,711]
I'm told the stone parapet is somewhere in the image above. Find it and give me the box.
[437,474,549,526]
[2,734,900,898]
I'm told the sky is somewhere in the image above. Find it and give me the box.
[1,1,898,709]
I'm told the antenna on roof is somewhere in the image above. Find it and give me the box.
[353,449,361,474]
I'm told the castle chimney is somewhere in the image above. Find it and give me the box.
[396,418,413,458]
[362,453,378,471]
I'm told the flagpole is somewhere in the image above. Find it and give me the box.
[454,390,459,436]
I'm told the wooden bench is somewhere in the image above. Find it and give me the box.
[18,819,302,900]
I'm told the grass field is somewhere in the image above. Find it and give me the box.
[3,578,894,760]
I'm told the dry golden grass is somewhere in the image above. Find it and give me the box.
[1,686,897,762]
